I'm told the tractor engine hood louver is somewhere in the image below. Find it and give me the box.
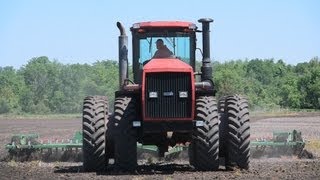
[142,59,195,121]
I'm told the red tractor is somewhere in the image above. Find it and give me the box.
[82,18,250,171]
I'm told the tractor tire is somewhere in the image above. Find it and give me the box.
[82,96,110,172]
[225,95,250,170]
[189,96,219,171]
[218,96,226,113]
[113,96,137,171]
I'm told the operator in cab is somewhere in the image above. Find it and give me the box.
[152,39,173,58]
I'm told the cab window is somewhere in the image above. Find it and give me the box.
[139,36,190,65]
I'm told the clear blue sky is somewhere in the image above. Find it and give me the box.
[0,0,319,68]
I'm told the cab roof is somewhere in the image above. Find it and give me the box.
[131,21,197,30]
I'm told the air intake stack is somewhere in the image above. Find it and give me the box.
[117,22,128,89]
[198,18,214,88]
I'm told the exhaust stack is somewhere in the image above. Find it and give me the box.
[117,22,128,90]
[198,18,214,86]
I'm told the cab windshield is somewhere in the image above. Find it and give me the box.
[139,36,191,65]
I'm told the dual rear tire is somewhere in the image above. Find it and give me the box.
[82,95,138,172]
[189,95,250,171]
[219,95,250,170]
[189,96,220,171]
[82,96,110,172]
[113,96,138,171]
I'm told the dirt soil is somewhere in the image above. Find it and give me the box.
[0,113,320,180]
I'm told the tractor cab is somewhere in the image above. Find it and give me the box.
[130,21,197,83]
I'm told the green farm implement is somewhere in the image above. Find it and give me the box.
[137,143,188,161]
[4,131,186,162]
[5,132,83,161]
[5,129,311,162]
[250,130,311,158]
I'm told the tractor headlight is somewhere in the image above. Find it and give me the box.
[149,91,158,98]
[179,91,188,98]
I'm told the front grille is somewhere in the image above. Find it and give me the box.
[145,72,192,119]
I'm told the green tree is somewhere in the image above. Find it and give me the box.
[20,56,60,113]
[296,57,320,109]
[0,66,25,113]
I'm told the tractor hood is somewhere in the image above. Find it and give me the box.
[142,58,195,121]
[143,58,193,73]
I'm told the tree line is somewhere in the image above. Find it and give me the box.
[0,56,319,114]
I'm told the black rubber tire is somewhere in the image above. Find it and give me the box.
[218,96,226,113]
[82,96,109,172]
[225,95,250,170]
[113,96,137,171]
[189,96,219,171]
